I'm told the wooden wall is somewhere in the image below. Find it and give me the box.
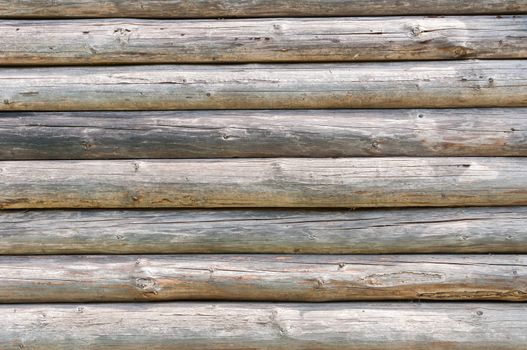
[0,1,526,348]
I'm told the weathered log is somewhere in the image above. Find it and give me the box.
[0,0,525,18]
[1,60,525,111]
[1,158,527,209]
[2,207,527,254]
[1,109,526,159]
[1,302,526,349]
[1,16,525,65]
[0,254,524,302]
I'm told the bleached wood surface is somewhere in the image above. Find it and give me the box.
[2,109,527,159]
[1,158,527,209]
[0,254,524,302]
[1,60,526,111]
[2,207,527,254]
[1,16,525,65]
[0,0,525,18]
[1,302,526,349]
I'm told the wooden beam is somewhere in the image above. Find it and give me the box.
[1,60,526,111]
[1,16,525,65]
[1,109,526,159]
[0,254,524,302]
[2,207,527,254]
[1,158,527,209]
[1,302,526,349]
[0,0,525,18]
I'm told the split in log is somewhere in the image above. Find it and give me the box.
[1,60,526,111]
[1,302,526,349]
[1,108,526,159]
[1,158,527,209]
[2,207,527,254]
[1,16,525,65]
[0,0,525,18]
[0,254,524,302]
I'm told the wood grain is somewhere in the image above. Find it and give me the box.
[2,207,527,254]
[1,302,526,349]
[1,16,525,65]
[0,254,524,302]
[1,158,527,209]
[0,0,525,18]
[1,108,526,159]
[1,60,526,111]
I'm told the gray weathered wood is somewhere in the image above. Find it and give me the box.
[0,0,525,18]
[2,207,527,254]
[1,158,527,209]
[0,255,524,302]
[1,109,526,159]
[1,16,525,65]
[1,302,526,349]
[1,60,525,111]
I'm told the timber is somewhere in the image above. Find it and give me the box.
[0,254,524,302]
[1,158,527,209]
[1,108,527,159]
[2,207,527,254]
[1,60,526,111]
[0,0,525,18]
[1,16,526,65]
[0,157,527,209]
[1,302,526,349]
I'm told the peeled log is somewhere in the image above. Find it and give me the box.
[0,0,525,18]
[1,158,527,209]
[1,16,526,65]
[0,255,524,302]
[2,207,527,254]
[1,60,526,111]
[2,108,527,159]
[1,302,526,349]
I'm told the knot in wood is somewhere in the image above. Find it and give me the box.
[409,25,422,37]
[135,277,160,295]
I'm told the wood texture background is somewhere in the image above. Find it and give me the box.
[1,302,526,349]
[1,0,526,347]
[1,0,526,18]
[1,60,526,111]
[1,108,526,159]
[1,16,525,65]
[0,254,524,302]
[2,207,527,254]
[1,158,527,209]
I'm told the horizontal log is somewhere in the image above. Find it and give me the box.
[0,255,524,302]
[1,108,527,159]
[1,16,526,65]
[2,207,527,254]
[1,302,526,349]
[0,0,526,18]
[1,158,527,209]
[1,60,526,111]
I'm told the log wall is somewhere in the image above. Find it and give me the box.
[0,0,526,348]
